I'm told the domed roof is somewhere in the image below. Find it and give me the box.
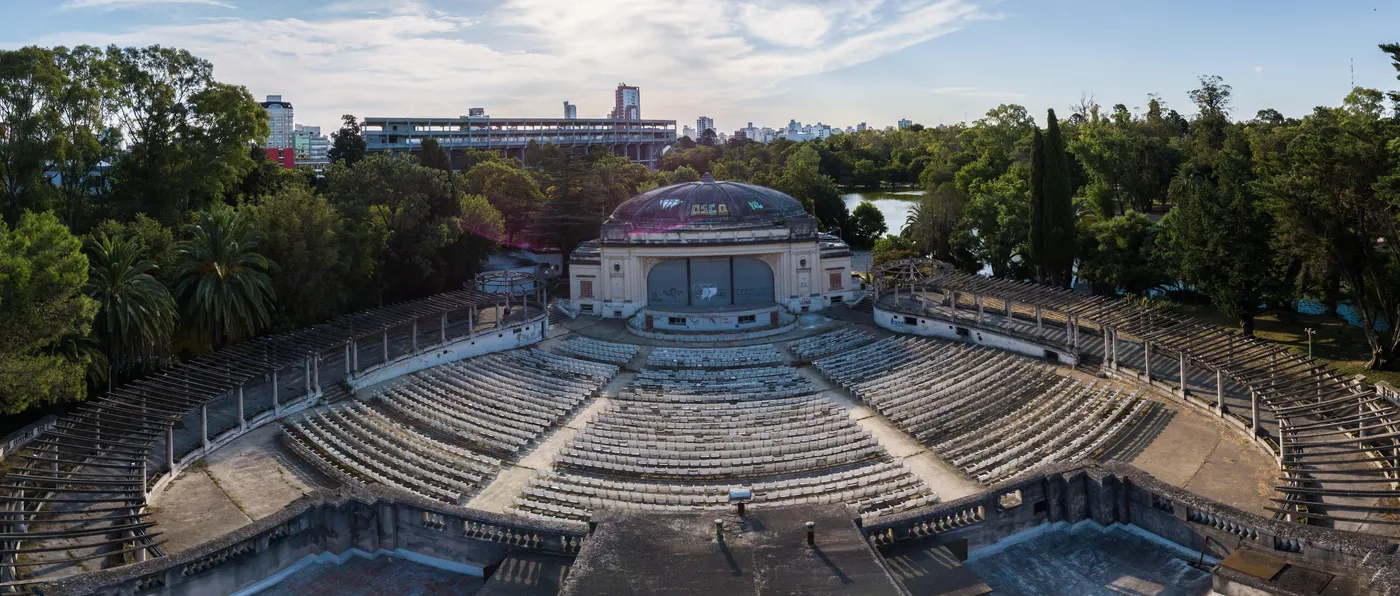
[608,173,809,231]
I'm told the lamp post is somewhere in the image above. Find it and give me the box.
[1304,327,1316,359]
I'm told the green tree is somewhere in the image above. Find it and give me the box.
[853,159,882,188]
[175,203,276,348]
[1028,127,1046,279]
[871,234,919,267]
[0,46,64,225]
[105,46,269,225]
[324,154,502,302]
[774,145,847,230]
[1258,87,1400,365]
[235,146,286,203]
[84,231,176,385]
[464,160,545,246]
[0,211,98,413]
[51,45,119,229]
[1161,125,1279,336]
[698,128,718,147]
[419,138,452,172]
[847,201,887,247]
[903,183,967,265]
[956,173,1031,278]
[92,214,178,288]
[249,183,348,327]
[1075,211,1163,296]
[672,165,701,183]
[328,113,367,166]
[1040,109,1076,287]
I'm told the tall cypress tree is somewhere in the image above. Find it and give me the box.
[1028,127,1046,283]
[1042,109,1075,288]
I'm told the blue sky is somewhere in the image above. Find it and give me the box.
[3,0,1398,133]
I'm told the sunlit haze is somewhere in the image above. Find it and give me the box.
[4,0,1397,132]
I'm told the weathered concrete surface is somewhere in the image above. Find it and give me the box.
[255,554,483,596]
[563,505,901,595]
[149,424,332,554]
[148,465,252,555]
[962,522,1211,595]
[1101,394,1277,517]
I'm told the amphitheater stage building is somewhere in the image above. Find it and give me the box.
[565,175,855,322]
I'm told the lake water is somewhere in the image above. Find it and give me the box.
[841,189,922,235]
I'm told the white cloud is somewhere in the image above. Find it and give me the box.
[28,0,989,130]
[1253,65,1264,73]
[928,86,1023,98]
[61,0,234,10]
[737,3,833,48]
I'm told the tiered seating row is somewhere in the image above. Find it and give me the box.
[511,377,937,523]
[789,328,876,361]
[552,337,641,365]
[814,336,951,387]
[647,345,784,368]
[510,462,936,524]
[283,347,621,506]
[284,401,503,505]
[622,366,817,401]
[376,349,617,455]
[815,336,1149,485]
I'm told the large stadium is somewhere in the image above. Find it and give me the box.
[6,179,1400,595]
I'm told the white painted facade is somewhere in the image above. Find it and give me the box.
[568,235,853,318]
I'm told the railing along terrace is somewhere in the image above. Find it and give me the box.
[864,462,1400,591]
[0,278,547,588]
[871,259,1400,530]
[35,486,587,596]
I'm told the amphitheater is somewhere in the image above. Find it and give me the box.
[5,182,1400,595]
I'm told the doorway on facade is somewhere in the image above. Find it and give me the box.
[646,257,774,307]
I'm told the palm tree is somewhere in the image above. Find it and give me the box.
[176,203,276,348]
[85,232,177,388]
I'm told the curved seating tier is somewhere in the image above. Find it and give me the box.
[509,372,937,524]
[373,349,617,455]
[283,347,619,505]
[621,366,818,401]
[815,336,1148,485]
[789,328,876,361]
[285,401,502,505]
[552,337,641,365]
[646,345,784,369]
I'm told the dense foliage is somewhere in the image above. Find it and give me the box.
[7,41,1400,415]
[654,45,1400,368]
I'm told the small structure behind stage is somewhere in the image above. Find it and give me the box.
[473,268,547,327]
[565,174,853,319]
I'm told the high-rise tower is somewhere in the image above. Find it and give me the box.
[610,84,640,119]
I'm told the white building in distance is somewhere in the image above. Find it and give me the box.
[260,95,294,148]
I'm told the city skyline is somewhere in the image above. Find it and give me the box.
[3,1,1400,134]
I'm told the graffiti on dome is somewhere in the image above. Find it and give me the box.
[659,199,681,210]
[690,204,729,216]
[748,200,764,210]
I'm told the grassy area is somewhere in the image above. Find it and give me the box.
[1173,304,1400,387]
